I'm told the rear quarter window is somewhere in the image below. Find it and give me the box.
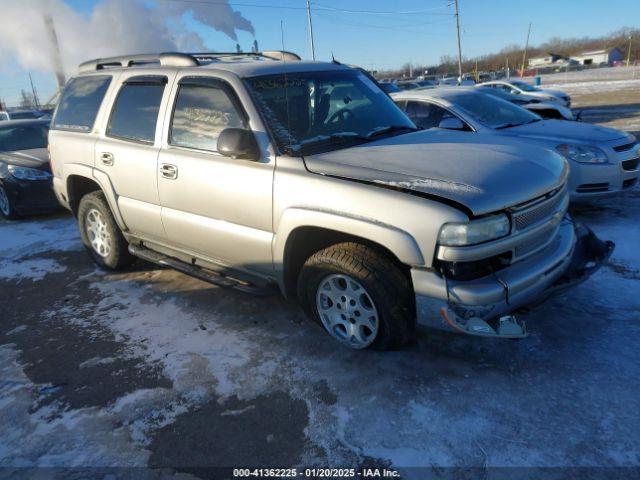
[52,75,112,132]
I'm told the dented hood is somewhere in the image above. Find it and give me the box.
[303,129,568,216]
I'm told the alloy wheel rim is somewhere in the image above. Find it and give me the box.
[315,274,379,349]
[0,186,10,216]
[85,208,112,258]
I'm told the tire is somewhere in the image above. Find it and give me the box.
[77,191,135,270]
[0,182,19,220]
[297,242,415,350]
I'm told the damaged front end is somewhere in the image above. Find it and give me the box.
[413,222,614,338]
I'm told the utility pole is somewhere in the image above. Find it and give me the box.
[627,35,633,68]
[453,0,463,84]
[28,73,40,108]
[306,0,316,60]
[506,57,510,79]
[520,22,532,78]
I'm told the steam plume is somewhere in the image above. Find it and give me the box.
[0,0,255,77]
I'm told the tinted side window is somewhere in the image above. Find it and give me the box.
[52,76,112,132]
[107,80,166,143]
[405,101,447,129]
[170,83,245,152]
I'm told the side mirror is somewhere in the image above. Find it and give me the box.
[438,117,466,130]
[217,128,260,160]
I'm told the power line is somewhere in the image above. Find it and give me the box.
[314,12,453,35]
[312,2,450,15]
[157,0,450,15]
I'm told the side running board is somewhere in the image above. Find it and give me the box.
[128,243,277,297]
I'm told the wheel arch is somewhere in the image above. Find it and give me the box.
[275,208,423,300]
[64,167,127,230]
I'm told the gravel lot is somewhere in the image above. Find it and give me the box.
[1,81,639,479]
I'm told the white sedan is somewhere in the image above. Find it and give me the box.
[479,80,571,107]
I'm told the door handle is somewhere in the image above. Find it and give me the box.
[160,163,178,179]
[100,152,114,166]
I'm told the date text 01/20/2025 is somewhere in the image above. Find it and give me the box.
[233,468,401,478]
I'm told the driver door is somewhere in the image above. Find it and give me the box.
[157,75,274,275]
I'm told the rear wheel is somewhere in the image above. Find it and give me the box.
[0,183,18,220]
[78,191,135,270]
[297,242,415,350]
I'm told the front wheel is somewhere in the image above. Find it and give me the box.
[77,191,135,270]
[297,242,415,350]
[0,183,18,220]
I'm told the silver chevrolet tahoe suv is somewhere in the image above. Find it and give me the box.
[49,51,613,350]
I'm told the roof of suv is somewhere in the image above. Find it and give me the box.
[197,59,351,78]
[76,52,352,79]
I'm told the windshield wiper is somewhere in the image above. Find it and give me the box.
[495,118,542,130]
[365,125,418,139]
[494,122,523,130]
[289,132,369,155]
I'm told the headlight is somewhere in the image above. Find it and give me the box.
[438,214,510,246]
[8,165,52,180]
[556,144,608,164]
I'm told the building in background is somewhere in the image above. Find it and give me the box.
[528,53,572,68]
[571,48,624,66]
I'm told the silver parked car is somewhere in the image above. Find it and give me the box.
[49,52,612,349]
[479,80,571,107]
[392,88,639,199]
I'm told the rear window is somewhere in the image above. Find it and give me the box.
[0,124,49,152]
[107,78,166,144]
[52,76,112,132]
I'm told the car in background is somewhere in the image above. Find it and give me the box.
[0,119,59,219]
[392,88,639,200]
[0,109,47,121]
[379,82,401,94]
[479,80,571,107]
[396,79,436,91]
[438,77,476,86]
[477,86,574,120]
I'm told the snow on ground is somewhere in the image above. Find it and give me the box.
[545,79,640,96]
[538,65,640,85]
[1,79,639,477]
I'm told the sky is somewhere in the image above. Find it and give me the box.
[1,0,639,107]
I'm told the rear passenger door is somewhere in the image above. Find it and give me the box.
[94,73,174,242]
[157,75,274,275]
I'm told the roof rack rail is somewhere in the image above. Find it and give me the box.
[189,51,301,62]
[78,50,301,73]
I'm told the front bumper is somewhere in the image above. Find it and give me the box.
[569,158,639,199]
[1,177,60,216]
[412,221,613,338]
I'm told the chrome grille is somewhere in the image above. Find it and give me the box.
[511,187,567,232]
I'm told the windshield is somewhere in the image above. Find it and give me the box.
[453,92,541,129]
[0,124,49,151]
[245,70,416,155]
[511,81,538,92]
